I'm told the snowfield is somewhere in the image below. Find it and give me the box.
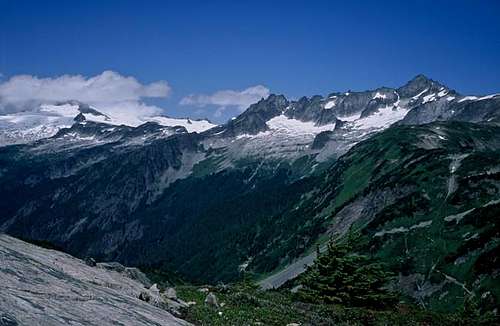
[0,102,217,145]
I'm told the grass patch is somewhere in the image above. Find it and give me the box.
[176,283,471,326]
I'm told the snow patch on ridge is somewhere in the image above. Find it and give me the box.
[353,104,408,130]
[324,100,336,109]
[458,96,478,103]
[266,115,336,135]
[437,90,448,97]
[458,94,498,103]
[146,116,216,133]
[373,92,387,99]
[422,93,437,104]
[477,94,499,101]
[412,88,429,100]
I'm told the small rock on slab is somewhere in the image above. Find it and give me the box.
[165,287,177,299]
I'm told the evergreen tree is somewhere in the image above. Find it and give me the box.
[297,236,396,308]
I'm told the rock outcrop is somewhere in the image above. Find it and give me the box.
[0,234,190,326]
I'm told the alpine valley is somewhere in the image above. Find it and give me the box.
[1,75,500,319]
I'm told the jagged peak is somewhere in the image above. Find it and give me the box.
[409,74,431,83]
[243,93,289,114]
[261,93,288,105]
[73,112,86,123]
[295,95,323,103]
[403,74,449,89]
[398,74,448,98]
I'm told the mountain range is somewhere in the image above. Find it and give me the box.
[1,74,499,312]
[0,100,216,146]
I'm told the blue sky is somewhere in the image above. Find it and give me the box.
[1,0,499,122]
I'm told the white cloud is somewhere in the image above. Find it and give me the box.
[0,71,171,122]
[180,85,270,111]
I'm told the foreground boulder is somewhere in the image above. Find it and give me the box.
[0,234,190,326]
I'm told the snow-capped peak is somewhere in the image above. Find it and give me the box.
[0,101,218,146]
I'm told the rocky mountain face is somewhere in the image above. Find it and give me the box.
[0,234,190,326]
[0,75,499,311]
[257,121,500,311]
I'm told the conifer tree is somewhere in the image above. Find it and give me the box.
[297,234,396,308]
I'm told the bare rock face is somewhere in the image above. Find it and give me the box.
[0,234,191,326]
